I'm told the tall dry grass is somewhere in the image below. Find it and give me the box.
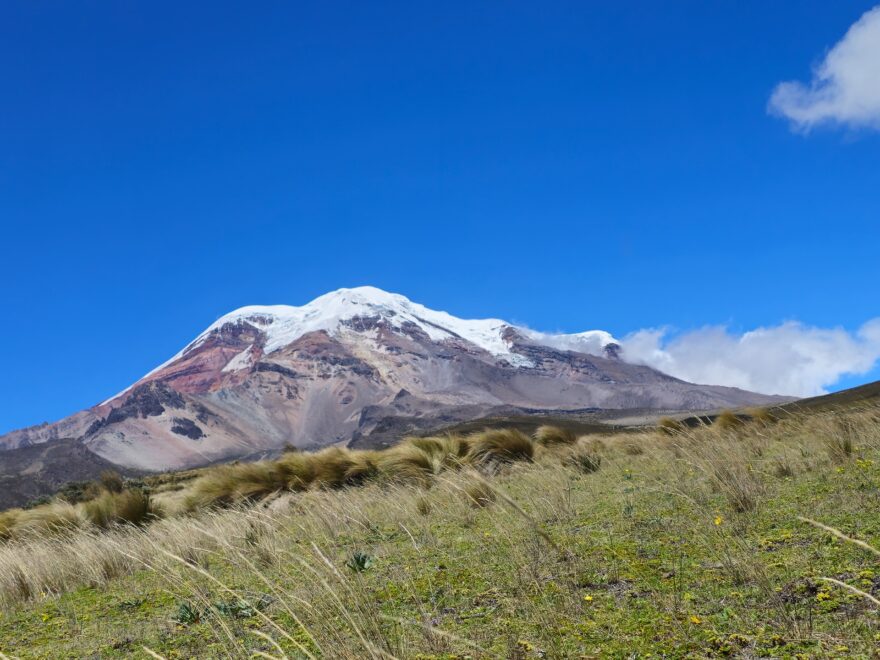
[182,428,535,511]
[1,404,879,656]
[533,424,576,446]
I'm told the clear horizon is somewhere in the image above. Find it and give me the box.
[2,2,880,434]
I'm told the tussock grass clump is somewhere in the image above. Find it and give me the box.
[533,425,576,446]
[375,444,438,485]
[711,461,764,513]
[82,489,158,529]
[342,450,381,486]
[462,477,497,507]
[621,439,645,455]
[688,439,766,513]
[310,447,359,488]
[713,410,745,432]
[466,429,534,466]
[413,494,432,516]
[0,510,22,541]
[404,434,470,466]
[657,416,685,435]
[825,418,856,462]
[565,448,602,474]
[185,461,289,510]
[772,456,797,478]
[746,407,777,425]
[276,450,320,490]
[10,502,81,538]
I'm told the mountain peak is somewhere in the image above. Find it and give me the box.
[205,286,517,358]
[2,285,788,472]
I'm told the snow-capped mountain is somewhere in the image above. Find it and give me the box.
[0,287,784,471]
[113,286,616,392]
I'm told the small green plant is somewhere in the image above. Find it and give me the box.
[346,551,374,573]
[117,598,145,612]
[212,599,260,619]
[174,602,201,625]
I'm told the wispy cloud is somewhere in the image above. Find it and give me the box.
[618,320,880,397]
[769,5,880,131]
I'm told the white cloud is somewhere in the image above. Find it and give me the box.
[618,319,880,397]
[769,5,880,131]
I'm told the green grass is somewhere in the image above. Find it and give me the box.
[1,407,879,657]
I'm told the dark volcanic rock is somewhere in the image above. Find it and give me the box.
[170,417,205,439]
[105,382,185,424]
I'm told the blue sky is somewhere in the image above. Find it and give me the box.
[2,1,879,433]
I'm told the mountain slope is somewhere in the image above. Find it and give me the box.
[0,287,786,471]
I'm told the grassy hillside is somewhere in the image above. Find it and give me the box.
[778,379,880,411]
[1,407,879,657]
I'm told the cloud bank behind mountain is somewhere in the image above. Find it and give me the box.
[618,319,880,397]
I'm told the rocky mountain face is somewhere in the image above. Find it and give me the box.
[0,287,787,472]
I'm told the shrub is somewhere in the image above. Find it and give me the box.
[533,425,576,446]
[466,429,534,466]
[99,470,125,494]
[54,480,102,505]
